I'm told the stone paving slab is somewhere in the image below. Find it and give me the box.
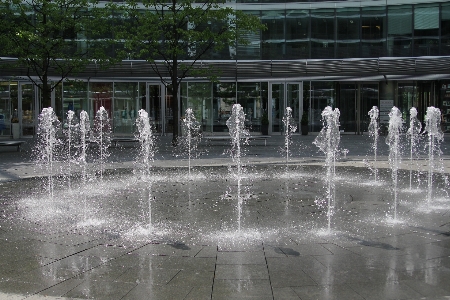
[0,135,449,299]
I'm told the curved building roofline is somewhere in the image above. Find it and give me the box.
[1,56,450,82]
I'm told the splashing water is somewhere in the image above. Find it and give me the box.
[181,108,202,177]
[226,104,249,179]
[424,106,444,206]
[386,106,403,221]
[313,106,340,233]
[63,110,79,189]
[368,106,379,182]
[79,110,90,221]
[407,107,422,191]
[282,107,297,166]
[35,107,61,199]
[135,109,155,180]
[91,107,111,180]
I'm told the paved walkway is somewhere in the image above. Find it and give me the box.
[0,134,449,299]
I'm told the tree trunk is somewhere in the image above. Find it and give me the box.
[171,70,179,147]
[42,71,51,109]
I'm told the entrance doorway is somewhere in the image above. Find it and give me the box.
[269,82,302,134]
[145,83,168,135]
[19,83,36,137]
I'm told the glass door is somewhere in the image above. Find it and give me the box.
[339,83,357,133]
[287,83,302,132]
[0,82,11,137]
[19,83,36,137]
[89,82,113,124]
[146,83,165,134]
[270,82,302,134]
[270,83,284,133]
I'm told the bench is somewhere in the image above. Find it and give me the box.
[111,137,139,147]
[0,140,25,152]
[203,135,270,146]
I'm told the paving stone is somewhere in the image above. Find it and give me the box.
[0,135,449,299]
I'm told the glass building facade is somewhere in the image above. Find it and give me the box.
[1,0,450,138]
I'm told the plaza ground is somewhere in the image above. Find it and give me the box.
[0,134,449,300]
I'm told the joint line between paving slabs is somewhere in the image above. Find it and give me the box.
[210,245,218,300]
[263,242,275,300]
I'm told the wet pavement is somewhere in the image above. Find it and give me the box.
[0,134,449,299]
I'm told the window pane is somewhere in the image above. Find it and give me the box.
[388,5,412,56]
[182,82,212,133]
[415,6,438,30]
[441,3,450,55]
[262,10,285,59]
[237,11,261,59]
[237,82,262,132]
[311,9,335,58]
[285,10,309,59]
[213,83,235,132]
[361,6,386,57]
[414,4,439,56]
[113,82,139,134]
[337,8,360,58]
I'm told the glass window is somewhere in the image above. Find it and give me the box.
[397,82,418,123]
[213,82,236,132]
[388,5,412,57]
[262,10,285,59]
[441,3,450,55]
[237,11,261,60]
[181,82,212,133]
[337,7,360,58]
[285,10,309,59]
[237,82,263,132]
[0,82,11,137]
[113,82,139,135]
[89,82,113,125]
[62,81,88,122]
[309,81,335,132]
[361,84,379,132]
[339,83,356,132]
[440,81,450,133]
[311,9,335,58]
[361,6,386,57]
[414,4,439,56]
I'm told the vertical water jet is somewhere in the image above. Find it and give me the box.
[313,106,341,233]
[424,106,444,206]
[386,106,403,221]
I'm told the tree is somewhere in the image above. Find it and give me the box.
[0,0,114,108]
[114,0,264,146]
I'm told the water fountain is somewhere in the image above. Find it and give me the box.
[34,107,61,199]
[367,106,379,183]
[2,104,450,299]
[424,106,444,206]
[135,109,155,180]
[386,106,403,221]
[313,106,341,233]
[91,106,111,180]
[180,108,201,177]
[406,107,422,191]
[226,104,249,178]
[79,110,90,222]
[282,107,297,166]
[62,110,78,189]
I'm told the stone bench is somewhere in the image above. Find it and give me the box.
[0,141,25,152]
[111,137,139,147]
[203,135,270,146]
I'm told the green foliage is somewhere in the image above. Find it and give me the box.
[0,0,116,105]
[111,0,265,144]
[112,0,264,83]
